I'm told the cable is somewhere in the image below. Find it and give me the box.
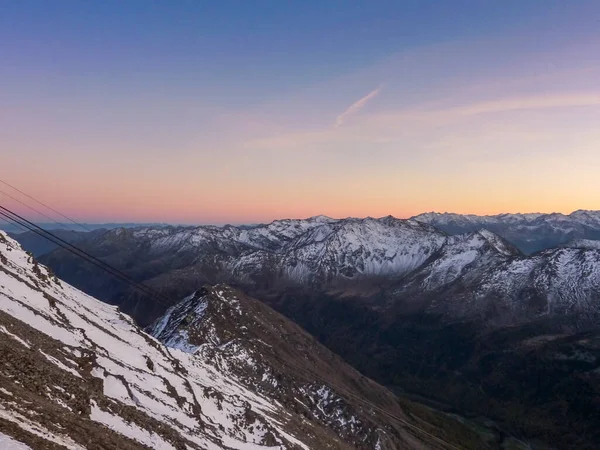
[0,205,172,306]
[0,209,168,308]
[0,215,30,234]
[0,178,93,232]
[0,179,172,303]
[0,188,80,233]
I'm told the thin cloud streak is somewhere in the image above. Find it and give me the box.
[451,93,600,116]
[241,91,600,154]
[335,86,382,127]
[365,92,600,128]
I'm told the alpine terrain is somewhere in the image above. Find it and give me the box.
[31,213,600,448]
[0,231,483,449]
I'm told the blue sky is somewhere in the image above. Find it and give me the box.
[3,1,589,100]
[1,1,600,223]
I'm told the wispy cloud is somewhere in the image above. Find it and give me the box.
[335,86,382,127]
[450,93,600,116]
[364,92,600,130]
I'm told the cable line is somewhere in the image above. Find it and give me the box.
[0,178,93,232]
[0,188,81,233]
[0,205,172,306]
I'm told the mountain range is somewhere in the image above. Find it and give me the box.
[12,210,600,258]
[0,231,487,449]
[8,210,600,448]
[36,213,600,328]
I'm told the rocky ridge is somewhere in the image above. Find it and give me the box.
[148,285,482,449]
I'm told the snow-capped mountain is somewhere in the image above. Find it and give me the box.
[411,210,600,254]
[0,231,472,449]
[227,217,446,285]
[388,230,600,327]
[40,216,447,307]
[36,214,600,330]
[115,216,447,284]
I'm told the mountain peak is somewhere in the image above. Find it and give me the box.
[473,228,521,256]
[307,214,335,222]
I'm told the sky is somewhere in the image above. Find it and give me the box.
[2,1,600,224]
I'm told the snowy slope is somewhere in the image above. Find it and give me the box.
[0,231,346,449]
[400,230,520,291]
[390,230,600,326]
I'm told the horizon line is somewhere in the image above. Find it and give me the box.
[1,208,599,230]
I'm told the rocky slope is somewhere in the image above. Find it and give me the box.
[411,210,600,254]
[0,231,480,449]
[148,285,483,449]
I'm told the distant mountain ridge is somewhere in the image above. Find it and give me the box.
[0,222,169,233]
[36,214,600,330]
[411,209,600,254]
[10,209,600,258]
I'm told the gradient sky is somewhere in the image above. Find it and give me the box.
[2,1,600,224]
